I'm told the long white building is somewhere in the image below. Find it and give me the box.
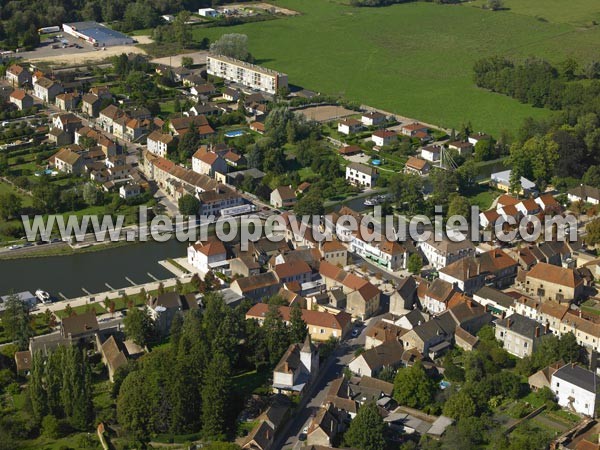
[207,54,288,94]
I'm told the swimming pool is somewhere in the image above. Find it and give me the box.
[224,130,246,138]
[372,159,381,166]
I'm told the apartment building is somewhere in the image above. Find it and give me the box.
[207,54,288,94]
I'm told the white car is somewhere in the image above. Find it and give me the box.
[351,329,360,338]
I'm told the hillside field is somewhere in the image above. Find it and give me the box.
[193,0,600,135]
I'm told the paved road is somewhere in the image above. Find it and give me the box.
[276,313,386,450]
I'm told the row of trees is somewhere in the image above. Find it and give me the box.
[29,346,94,430]
[116,293,309,444]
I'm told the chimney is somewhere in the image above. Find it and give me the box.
[507,318,512,328]
[501,311,506,319]
[579,310,583,318]
[544,322,550,333]
[535,326,540,338]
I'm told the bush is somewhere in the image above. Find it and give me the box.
[41,414,62,439]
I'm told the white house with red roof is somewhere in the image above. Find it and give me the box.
[371,130,397,147]
[192,146,227,177]
[187,239,228,273]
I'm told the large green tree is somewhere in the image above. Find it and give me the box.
[343,402,387,450]
[202,353,232,440]
[123,307,155,347]
[1,293,33,349]
[393,361,437,409]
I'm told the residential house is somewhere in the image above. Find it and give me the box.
[338,144,362,156]
[146,130,174,158]
[274,260,312,284]
[198,185,244,216]
[306,404,342,447]
[6,64,31,86]
[319,240,348,267]
[230,256,261,278]
[551,364,599,417]
[389,276,418,315]
[190,83,217,100]
[348,340,404,377]
[361,111,386,126]
[146,292,198,335]
[48,128,72,146]
[119,182,141,199]
[473,286,516,317]
[34,77,63,102]
[404,156,430,176]
[60,311,99,343]
[365,320,407,349]
[187,239,227,273]
[421,145,442,162]
[222,87,240,102]
[491,169,537,196]
[246,303,352,341]
[524,262,584,302]
[371,129,397,147]
[319,261,381,319]
[494,313,549,358]
[529,361,564,391]
[192,146,227,177]
[55,92,80,111]
[231,272,280,301]
[52,148,84,174]
[395,309,428,331]
[438,248,518,294]
[568,185,600,205]
[346,162,378,188]
[468,132,492,146]
[401,122,429,137]
[81,93,102,117]
[97,334,144,382]
[418,231,476,270]
[273,335,319,395]
[250,121,265,134]
[421,278,459,314]
[338,118,362,135]
[9,89,33,110]
[223,150,245,167]
[52,113,82,134]
[447,140,473,156]
[271,186,297,208]
[401,315,454,356]
[99,104,123,133]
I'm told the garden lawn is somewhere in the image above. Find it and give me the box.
[194,0,600,135]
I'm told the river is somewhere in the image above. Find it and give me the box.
[0,240,188,299]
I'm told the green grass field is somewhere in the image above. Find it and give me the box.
[193,0,600,135]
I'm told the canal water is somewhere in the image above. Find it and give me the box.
[0,240,188,299]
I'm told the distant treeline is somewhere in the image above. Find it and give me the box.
[473,56,600,109]
[473,55,600,192]
[0,0,250,49]
[350,0,463,7]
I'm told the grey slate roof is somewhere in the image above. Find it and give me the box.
[494,313,543,339]
[553,364,599,393]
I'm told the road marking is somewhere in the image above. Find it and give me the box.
[105,283,114,290]
[125,277,137,286]
[81,287,91,295]
[147,272,158,281]
[58,292,67,300]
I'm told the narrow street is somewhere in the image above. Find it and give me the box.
[276,313,387,450]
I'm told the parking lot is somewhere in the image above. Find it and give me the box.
[16,33,148,65]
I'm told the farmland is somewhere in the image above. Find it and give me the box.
[193,0,600,135]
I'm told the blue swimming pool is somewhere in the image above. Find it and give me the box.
[372,159,381,166]
[224,130,246,138]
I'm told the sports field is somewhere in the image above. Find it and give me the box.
[193,0,600,135]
